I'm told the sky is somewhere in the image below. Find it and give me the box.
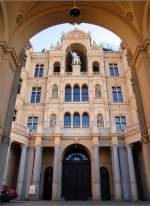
[30,23,121,52]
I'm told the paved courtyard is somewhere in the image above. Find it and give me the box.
[1,201,150,206]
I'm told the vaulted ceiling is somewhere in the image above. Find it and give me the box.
[0,1,150,54]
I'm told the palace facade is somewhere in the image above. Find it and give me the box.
[3,29,145,201]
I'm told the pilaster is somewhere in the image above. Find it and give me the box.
[92,136,101,200]
[32,137,42,200]
[111,144,122,200]
[52,135,61,200]
[17,144,27,199]
[126,145,138,200]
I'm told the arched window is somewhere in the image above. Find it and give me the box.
[93,61,100,73]
[82,113,89,128]
[95,84,101,98]
[97,113,104,128]
[82,85,88,101]
[73,113,80,127]
[50,114,56,128]
[73,85,80,101]
[64,113,71,127]
[65,85,71,101]
[53,62,60,73]
[52,84,58,98]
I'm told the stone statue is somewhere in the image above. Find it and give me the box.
[52,85,58,98]
[97,114,104,128]
[69,45,81,65]
[95,84,101,97]
[50,114,56,128]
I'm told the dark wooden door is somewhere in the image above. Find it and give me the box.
[100,167,111,200]
[43,167,53,200]
[62,160,91,200]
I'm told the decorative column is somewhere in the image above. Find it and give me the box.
[32,139,42,200]
[92,136,101,200]
[118,146,131,200]
[24,146,35,200]
[52,136,61,200]
[2,140,13,185]
[111,144,122,200]
[17,144,27,199]
[127,145,138,200]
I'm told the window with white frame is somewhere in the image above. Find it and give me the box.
[27,116,38,131]
[34,64,44,77]
[109,63,119,76]
[115,116,126,130]
[112,86,123,102]
[31,87,41,103]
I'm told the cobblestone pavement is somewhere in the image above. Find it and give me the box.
[0,201,150,206]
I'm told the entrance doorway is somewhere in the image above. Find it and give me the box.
[62,144,91,200]
[43,167,53,200]
[100,167,111,200]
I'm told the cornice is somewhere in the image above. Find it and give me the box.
[132,39,150,66]
[0,41,20,67]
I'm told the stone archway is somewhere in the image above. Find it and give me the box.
[62,144,91,200]
[0,1,150,199]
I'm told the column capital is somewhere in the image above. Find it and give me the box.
[132,39,150,67]
[92,136,99,145]
[0,41,20,69]
[54,136,61,144]
[35,136,42,145]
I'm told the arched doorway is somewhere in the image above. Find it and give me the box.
[62,144,91,200]
[43,167,53,200]
[100,167,111,200]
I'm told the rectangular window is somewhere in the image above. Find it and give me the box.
[34,64,44,77]
[31,87,41,103]
[109,63,119,76]
[27,116,38,131]
[112,86,123,102]
[115,116,126,130]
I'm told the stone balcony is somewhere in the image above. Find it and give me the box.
[10,122,141,143]
[11,122,30,144]
[42,127,111,137]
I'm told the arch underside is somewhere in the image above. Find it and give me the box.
[1,1,149,55]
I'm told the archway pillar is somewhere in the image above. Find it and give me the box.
[16,144,27,199]
[0,41,21,186]
[52,135,61,200]
[141,141,150,200]
[130,41,150,199]
[2,139,13,185]
[92,136,101,200]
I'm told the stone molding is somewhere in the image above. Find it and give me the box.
[132,39,150,66]
[0,41,20,68]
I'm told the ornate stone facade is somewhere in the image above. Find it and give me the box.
[3,29,146,201]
